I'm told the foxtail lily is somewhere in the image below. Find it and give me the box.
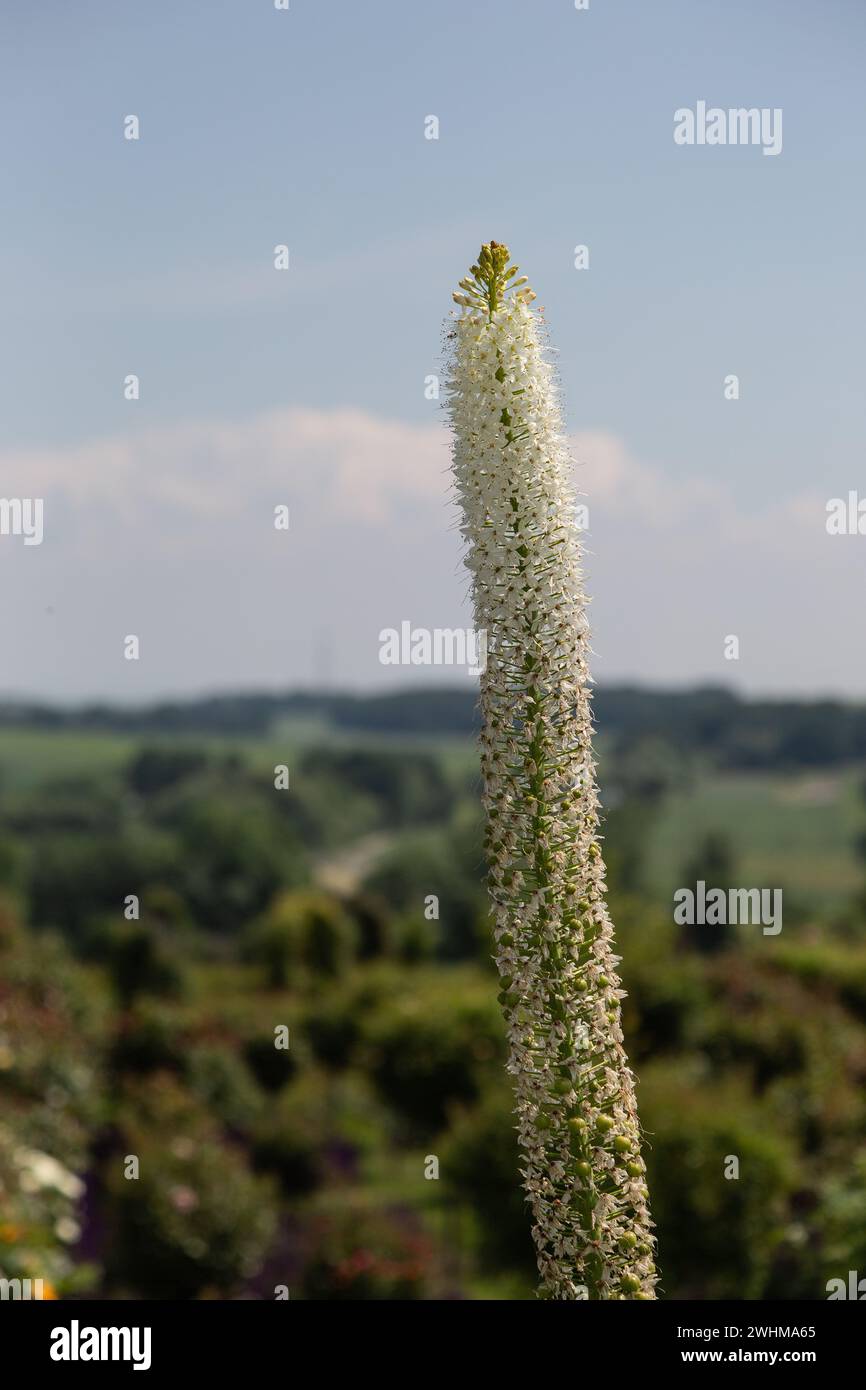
[445,242,657,1299]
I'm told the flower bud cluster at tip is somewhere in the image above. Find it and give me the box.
[452,240,537,319]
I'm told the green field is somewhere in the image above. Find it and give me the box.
[644,765,865,911]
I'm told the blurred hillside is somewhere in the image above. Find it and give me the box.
[2,686,866,1299]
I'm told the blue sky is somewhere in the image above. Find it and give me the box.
[1,0,864,699]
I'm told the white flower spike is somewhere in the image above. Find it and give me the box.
[445,242,657,1300]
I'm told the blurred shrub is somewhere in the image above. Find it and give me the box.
[303,965,504,1134]
[0,833,23,890]
[186,1046,264,1132]
[0,906,106,1296]
[640,1062,799,1299]
[392,912,437,964]
[244,891,358,987]
[126,747,207,797]
[362,804,487,962]
[678,831,737,954]
[252,1117,319,1197]
[243,1034,297,1093]
[700,993,808,1092]
[770,942,866,1023]
[305,988,364,1069]
[623,966,709,1064]
[299,746,451,826]
[172,798,305,934]
[816,1151,866,1293]
[97,920,188,1005]
[344,892,392,960]
[105,1075,277,1298]
[109,1001,187,1076]
[298,1207,435,1300]
[28,831,179,942]
[301,965,415,1070]
[251,1071,388,1195]
[696,957,866,1147]
[358,968,504,1129]
[0,912,107,1138]
[440,1087,536,1274]
[139,885,194,933]
[0,1128,93,1300]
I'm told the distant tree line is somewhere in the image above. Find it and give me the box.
[2,685,866,768]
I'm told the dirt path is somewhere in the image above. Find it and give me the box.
[313,831,395,896]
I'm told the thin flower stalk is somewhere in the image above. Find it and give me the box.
[445,242,657,1300]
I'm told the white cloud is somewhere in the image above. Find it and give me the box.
[0,409,862,699]
[1,408,448,527]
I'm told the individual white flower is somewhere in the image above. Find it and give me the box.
[445,242,657,1300]
[14,1147,85,1200]
[55,1216,81,1243]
